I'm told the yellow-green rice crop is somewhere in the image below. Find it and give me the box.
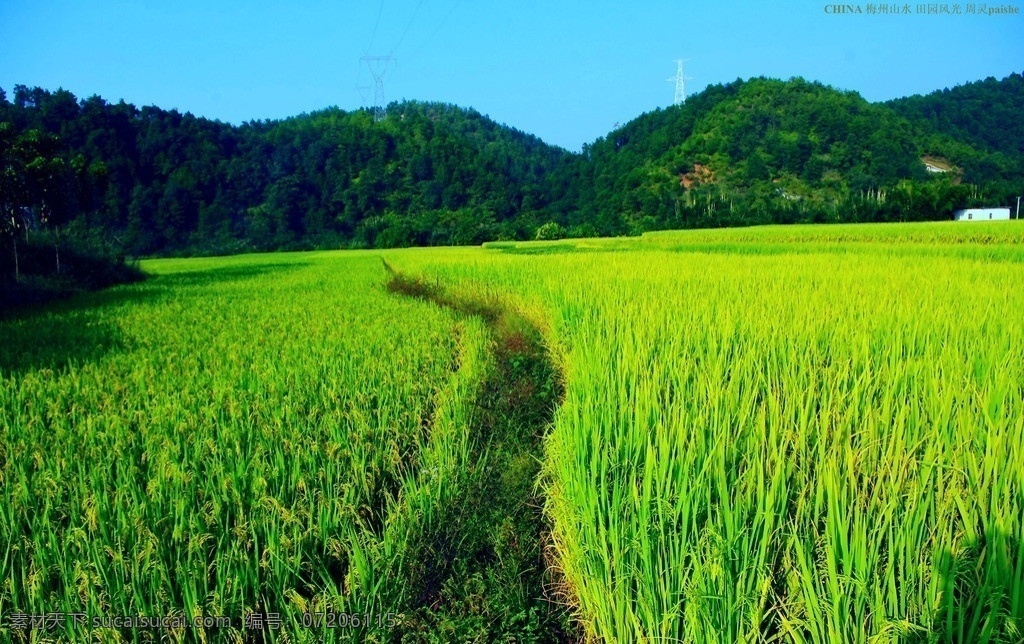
[0,252,476,641]
[391,221,1024,642]
[4,220,1023,642]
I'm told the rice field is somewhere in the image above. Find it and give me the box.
[0,252,487,641]
[3,221,1024,642]
[390,221,1024,642]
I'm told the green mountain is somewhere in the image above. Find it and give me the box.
[570,74,1023,234]
[0,88,570,263]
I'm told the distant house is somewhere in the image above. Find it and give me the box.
[953,207,1011,221]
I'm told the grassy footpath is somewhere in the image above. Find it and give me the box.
[382,264,573,641]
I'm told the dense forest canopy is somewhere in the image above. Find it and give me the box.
[2,71,1022,283]
[1,88,571,260]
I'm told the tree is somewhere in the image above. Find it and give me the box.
[1,125,72,280]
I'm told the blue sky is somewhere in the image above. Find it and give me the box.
[1,1,1021,150]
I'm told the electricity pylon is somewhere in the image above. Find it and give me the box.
[360,55,395,121]
[667,59,691,106]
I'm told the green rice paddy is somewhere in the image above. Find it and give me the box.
[3,221,1023,642]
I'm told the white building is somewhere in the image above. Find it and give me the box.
[953,207,1011,221]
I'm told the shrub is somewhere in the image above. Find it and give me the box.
[534,221,566,241]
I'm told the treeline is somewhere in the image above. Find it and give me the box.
[3,72,1023,285]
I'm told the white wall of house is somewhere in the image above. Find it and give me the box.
[953,208,1011,221]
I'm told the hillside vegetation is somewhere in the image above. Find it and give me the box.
[887,72,1024,169]
[2,72,1022,277]
[0,91,569,260]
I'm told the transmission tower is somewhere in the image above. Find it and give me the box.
[360,55,395,121]
[667,59,691,106]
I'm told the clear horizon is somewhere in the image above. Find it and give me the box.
[2,1,1021,151]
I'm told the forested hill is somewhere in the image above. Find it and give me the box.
[886,72,1024,171]
[568,74,1023,234]
[0,88,571,258]
[2,73,1023,270]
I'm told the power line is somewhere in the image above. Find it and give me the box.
[365,0,386,55]
[354,55,368,106]
[359,0,461,113]
[358,0,387,108]
[390,0,425,55]
[409,0,461,60]
[355,83,372,107]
